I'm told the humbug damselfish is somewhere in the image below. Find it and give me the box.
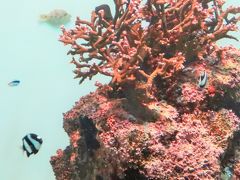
[22,133,43,157]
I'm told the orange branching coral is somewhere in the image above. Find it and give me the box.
[60,0,240,91]
[60,0,240,90]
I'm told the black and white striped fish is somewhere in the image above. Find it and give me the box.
[22,133,43,157]
[198,70,208,88]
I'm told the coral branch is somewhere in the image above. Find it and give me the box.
[60,0,240,95]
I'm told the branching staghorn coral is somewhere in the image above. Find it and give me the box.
[60,0,240,94]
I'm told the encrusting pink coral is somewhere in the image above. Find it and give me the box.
[51,90,240,179]
[50,0,240,179]
[70,131,80,148]
[181,83,206,104]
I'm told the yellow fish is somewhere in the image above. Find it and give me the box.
[40,9,71,26]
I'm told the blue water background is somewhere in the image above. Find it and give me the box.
[0,0,239,179]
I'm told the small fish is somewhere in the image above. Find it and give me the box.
[182,67,195,73]
[221,167,233,180]
[22,133,43,157]
[8,80,20,86]
[39,9,71,26]
[198,70,207,88]
[95,4,113,21]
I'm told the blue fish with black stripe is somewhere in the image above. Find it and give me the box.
[8,80,20,87]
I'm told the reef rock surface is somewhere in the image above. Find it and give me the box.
[50,0,240,179]
[50,78,240,179]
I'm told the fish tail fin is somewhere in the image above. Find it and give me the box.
[26,151,31,157]
[39,14,48,21]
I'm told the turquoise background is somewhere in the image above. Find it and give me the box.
[0,0,239,179]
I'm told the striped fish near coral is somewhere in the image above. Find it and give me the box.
[22,133,43,157]
[198,70,208,88]
[39,9,71,26]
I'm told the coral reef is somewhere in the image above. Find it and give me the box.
[51,90,240,179]
[51,0,240,179]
